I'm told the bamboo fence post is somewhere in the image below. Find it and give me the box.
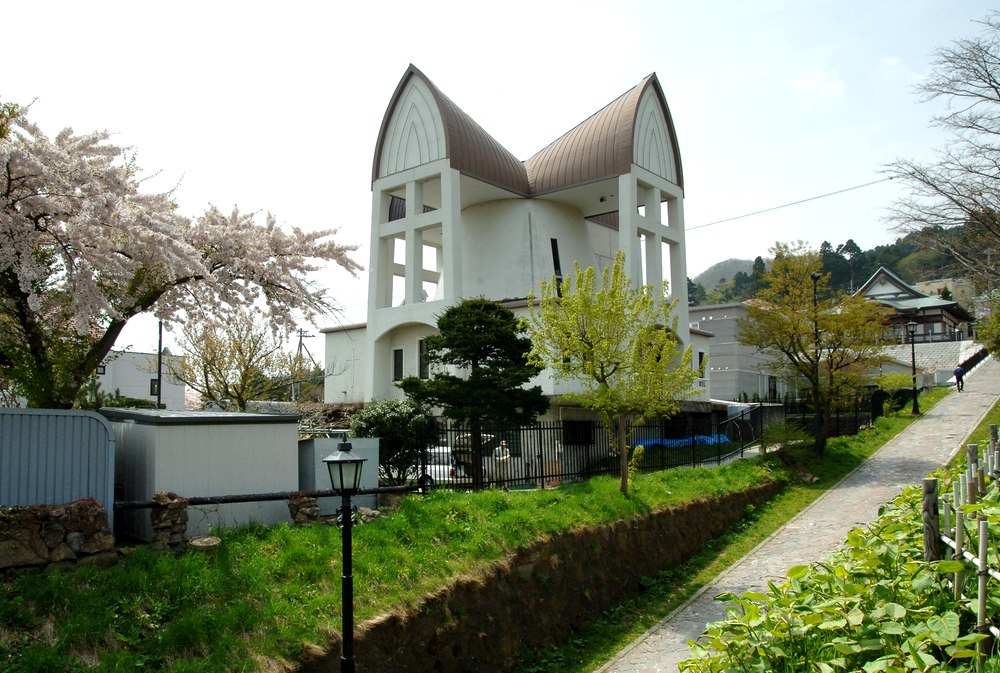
[976,516,989,668]
[992,423,999,479]
[922,478,940,561]
[954,505,965,601]
[967,444,979,504]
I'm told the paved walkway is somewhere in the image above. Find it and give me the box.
[596,357,1000,673]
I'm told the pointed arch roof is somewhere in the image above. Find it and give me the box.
[372,66,683,195]
[372,64,530,194]
[525,74,683,194]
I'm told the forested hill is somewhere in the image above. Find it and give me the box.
[688,232,960,306]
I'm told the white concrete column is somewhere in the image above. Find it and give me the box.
[618,174,642,286]
[441,168,463,302]
[666,196,689,346]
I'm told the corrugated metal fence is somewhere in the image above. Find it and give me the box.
[0,409,116,528]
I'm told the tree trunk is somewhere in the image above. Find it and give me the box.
[470,418,485,488]
[617,420,629,495]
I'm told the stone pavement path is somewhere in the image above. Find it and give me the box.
[595,357,1000,673]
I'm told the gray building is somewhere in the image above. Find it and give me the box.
[689,302,788,403]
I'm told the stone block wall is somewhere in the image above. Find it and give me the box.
[0,497,116,571]
[300,480,786,673]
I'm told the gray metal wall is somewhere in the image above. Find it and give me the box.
[0,409,116,528]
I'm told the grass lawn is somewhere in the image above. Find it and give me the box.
[1,387,953,673]
[517,386,954,673]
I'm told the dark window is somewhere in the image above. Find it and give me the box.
[418,339,429,379]
[96,365,106,375]
[388,196,406,222]
[393,349,404,381]
[550,238,563,297]
[562,420,594,446]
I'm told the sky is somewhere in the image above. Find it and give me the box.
[6,0,998,358]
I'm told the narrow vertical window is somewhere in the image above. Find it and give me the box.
[550,238,563,297]
[418,339,429,379]
[393,349,404,381]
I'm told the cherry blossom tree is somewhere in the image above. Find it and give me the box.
[0,105,361,408]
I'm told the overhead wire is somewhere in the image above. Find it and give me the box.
[686,176,895,231]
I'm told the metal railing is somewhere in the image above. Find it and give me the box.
[417,408,763,491]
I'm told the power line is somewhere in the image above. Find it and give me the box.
[687,176,895,232]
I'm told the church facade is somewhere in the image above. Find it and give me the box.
[323,65,710,413]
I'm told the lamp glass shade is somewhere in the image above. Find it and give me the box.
[323,442,366,493]
[907,321,918,336]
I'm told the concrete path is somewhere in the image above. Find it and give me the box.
[596,357,1000,673]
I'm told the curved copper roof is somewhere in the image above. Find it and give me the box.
[525,74,683,193]
[373,66,683,194]
[372,65,530,194]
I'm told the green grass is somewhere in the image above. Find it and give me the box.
[517,387,954,673]
[0,388,954,673]
[2,454,778,672]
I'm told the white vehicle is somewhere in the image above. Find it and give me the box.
[415,446,469,487]
[449,434,530,485]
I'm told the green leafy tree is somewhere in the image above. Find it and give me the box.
[525,251,699,495]
[687,277,708,306]
[348,399,437,486]
[974,295,1000,357]
[738,242,892,454]
[399,298,549,486]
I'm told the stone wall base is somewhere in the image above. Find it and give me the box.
[0,498,116,571]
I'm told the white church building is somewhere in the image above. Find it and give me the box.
[324,65,711,417]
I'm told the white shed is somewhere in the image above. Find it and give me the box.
[102,408,300,540]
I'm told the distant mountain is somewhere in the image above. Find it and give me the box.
[693,258,754,290]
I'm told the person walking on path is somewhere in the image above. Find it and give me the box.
[955,365,965,391]
[596,356,1000,673]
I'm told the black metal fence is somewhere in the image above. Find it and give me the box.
[771,392,874,438]
[416,394,876,491]
[417,406,765,491]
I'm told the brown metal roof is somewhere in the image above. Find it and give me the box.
[372,65,530,194]
[525,74,683,194]
[373,67,683,195]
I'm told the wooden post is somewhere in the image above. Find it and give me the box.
[967,446,979,505]
[922,478,941,561]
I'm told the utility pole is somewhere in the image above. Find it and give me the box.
[292,329,317,401]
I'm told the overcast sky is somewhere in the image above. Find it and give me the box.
[6,0,997,356]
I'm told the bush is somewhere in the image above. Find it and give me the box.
[349,399,437,485]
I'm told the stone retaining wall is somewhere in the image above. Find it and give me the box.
[301,480,786,673]
[0,498,116,571]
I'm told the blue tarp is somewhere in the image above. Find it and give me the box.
[633,434,729,449]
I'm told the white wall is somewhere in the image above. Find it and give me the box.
[98,351,186,410]
[109,410,300,540]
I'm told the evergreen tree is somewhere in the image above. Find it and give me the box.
[399,298,549,486]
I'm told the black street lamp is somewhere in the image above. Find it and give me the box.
[811,271,822,446]
[907,320,920,415]
[323,441,367,673]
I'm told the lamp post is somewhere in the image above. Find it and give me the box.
[811,271,822,449]
[907,321,920,415]
[323,440,367,673]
